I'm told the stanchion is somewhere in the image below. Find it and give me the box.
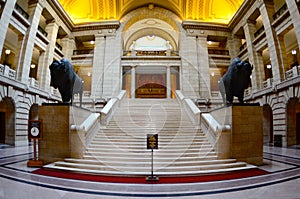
[146,134,159,181]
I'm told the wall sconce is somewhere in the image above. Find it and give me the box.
[208,41,212,45]
[90,40,95,45]
[5,49,11,55]
[266,64,272,69]
[292,49,297,55]
[30,64,36,69]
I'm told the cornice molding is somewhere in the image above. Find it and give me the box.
[72,21,120,32]
[182,21,229,32]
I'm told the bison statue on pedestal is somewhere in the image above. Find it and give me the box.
[49,58,83,107]
[219,58,253,105]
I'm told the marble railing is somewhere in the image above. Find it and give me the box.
[28,77,39,88]
[0,64,16,79]
[285,65,300,79]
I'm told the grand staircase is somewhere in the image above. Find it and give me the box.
[45,99,255,175]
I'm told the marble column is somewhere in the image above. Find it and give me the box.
[196,35,211,99]
[61,37,76,60]
[166,65,171,99]
[13,35,25,71]
[91,35,106,98]
[243,20,264,91]
[259,1,285,83]
[16,1,43,82]
[277,35,289,72]
[286,0,300,49]
[227,35,241,60]
[130,66,136,99]
[0,0,17,57]
[39,21,59,91]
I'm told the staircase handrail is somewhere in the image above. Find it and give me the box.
[70,112,101,158]
[100,90,126,126]
[200,112,231,146]
[175,90,200,127]
[70,113,100,131]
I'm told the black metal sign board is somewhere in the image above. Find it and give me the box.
[147,134,158,150]
[28,120,42,139]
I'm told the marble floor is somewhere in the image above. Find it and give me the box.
[0,144,299,199]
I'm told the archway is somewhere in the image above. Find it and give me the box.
[286,98,300,146]
[263,104,273,145]
[0,97,15,145]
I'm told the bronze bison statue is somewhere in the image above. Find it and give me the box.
[219,58,253,104]
[49,58,83,106]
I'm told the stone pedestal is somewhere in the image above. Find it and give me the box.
[211,104,263,165]
[38,103,91,164]
[38,104,71,164]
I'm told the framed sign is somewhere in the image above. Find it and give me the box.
[28,120,42,139]
[147,134,158,150]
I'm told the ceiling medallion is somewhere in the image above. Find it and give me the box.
[145,19,157,25]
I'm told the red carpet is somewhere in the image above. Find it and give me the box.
[32,168,269,184]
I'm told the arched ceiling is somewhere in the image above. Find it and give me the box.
[57,0,245,24]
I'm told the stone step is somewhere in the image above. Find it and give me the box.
[63,158,238,167]
[44,163,256,176]
[88,142,212,147]
[78,155,219,162]
[44,99,252,176]
[83,151,217,158]
[49,161,249,174]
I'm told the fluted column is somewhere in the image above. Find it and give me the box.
[130,66,136,99]
[286,0,300,49]
[0,0,17,57]
[16,1,43,82]
[227,35,241,59]
[91,35,106,98]
[166,65,171,99]
[277,35,289,72]
[61,37,76,60]
[196,35,211,98]
[39,21,59,91]
[259,1,285,83]
[243,20,265,91]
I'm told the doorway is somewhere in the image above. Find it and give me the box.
[0,112,5,144]
[136,74,166,98]
[297,113,300,144]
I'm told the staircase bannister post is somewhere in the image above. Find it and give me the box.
[200,112,231,159]
[70,113,101,158]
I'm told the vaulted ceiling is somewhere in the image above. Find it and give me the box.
[57,0,245,24]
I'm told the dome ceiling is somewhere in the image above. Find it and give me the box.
[57,0,245,24]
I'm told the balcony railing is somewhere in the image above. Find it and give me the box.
[0,64,16,79]
[273,3,288,21]
[239,43,247,52]
[285,65,300,79]
[38,26,48,37]
[208,49,229,55]
[14,3,29,19]
[123,50,179,56]
[244,87,252,98]
[55,42,63,51]
[73,49,94,55]
[254,26,265,38]
[28,77,39,88]
[263,78,273,88]
[50,87,60,96]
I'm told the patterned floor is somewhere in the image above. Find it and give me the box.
[0,144,299,199]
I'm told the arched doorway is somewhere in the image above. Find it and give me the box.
[286,98,300,146]
[263,104,273,145]
[0,97,15,145]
